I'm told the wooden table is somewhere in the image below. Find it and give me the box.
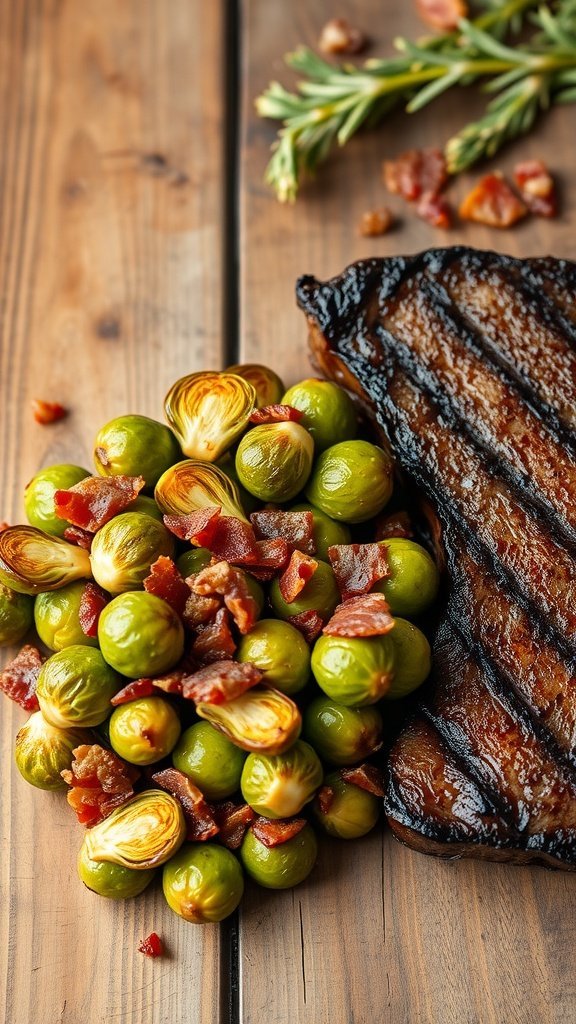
[1,2,574,1022]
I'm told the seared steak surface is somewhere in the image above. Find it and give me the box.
[297,246,576,869]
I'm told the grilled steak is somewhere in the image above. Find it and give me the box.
[297,246,576,870]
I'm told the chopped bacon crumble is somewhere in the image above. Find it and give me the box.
[416,0,468,31]
[251,816,307,848]
[250,509,315,555]
[287,609,324,644]
[143,556,190,615]
[249,405,303,425]
[0,645,44,711]
[54,474,145,532]
[513,159,557,218]
[383,148,448,203]
[319,17,367,55]
[138,933,164,958]
[78,582,109,638]
[323,593,395,638]
[341,763,385,797]
[375,511,413,541]
[328,542,389,601]
[459,172,527,228]
[181,660,262,705]
[63,525,94,550]
[192,607,237,665]
[61,744,139,827]
[32,399,68,425]
[278,550,318,604]
[317,785,335,815]
[359,208,393,237]
[152,767,218,841]
[211,801,256,850]
[191,560,259,634]
[111,678,156,706]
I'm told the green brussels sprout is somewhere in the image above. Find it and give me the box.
[226,363,285,407]
[163,843,244,923]
[34,581,99,651]
[172,721,246,799]
[130,495,164,522]
[373,538,439,617]
[197,687,301,756]
[240,823,317,889]
[269,559,339,622]
[78,840,156,899]
[0,583,33,646]
[385,617,432,699]
[164,371,256,462]
[36,645,120,728]
[282,379,357,452]
[98,592,184,678]
[235,422,314,503]
[305,440,394,523]
[94,414,181,489]
[24,464,90,537]
[155,459,248,521]
[303,697,383,765]
[176,547,212,578]
[216,453,260,515]
[0,526,91,595]
[237,619,310,695]
[241,741,323,818]
[85,790,186,868]
[311,633,396,706]
[89,511,174,594]
[313,771,380,839]
[109,696,181,765]
[290,501,351,560]
[15,712,91,790]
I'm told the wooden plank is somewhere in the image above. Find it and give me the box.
[0,2,226,1022]
[239,2,576,1023]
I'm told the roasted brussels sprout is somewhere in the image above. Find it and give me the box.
[164,371,256,462]
[237,619,310,695]
[235,422,314,502]
[240,823,317,889]
[282,379,357,452]
[269,559,339,622]
[36,645,120,728]
[130,495,165,522]
[373,538,439,617]
[197,686,301,756]
[109,696,181,765]
[311,633,396,706]
[163,844,244,923]
[240,741,322,818]
[313,772,380,839]
[0,583,33,646]
[34,581,99,651]
[98,592,184,678]
[94,414,181,489]
[176,547,212,578]
[15,712,91,790]
[172,721,246,800]
[78,841,156,899]
[155,459,248,521]
[303,697,383,765]
[305,440,394,523]
[226,363,285,407]
[290,501,351,560]
[89,511,174,594]
[85,790,186,869]
[385,617,432,699]
[216,453,259,514]
[0,527,91,595]
[24,464,90,537]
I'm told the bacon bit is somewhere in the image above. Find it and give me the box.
[250,509,315,556]
[32,399,67,425]
[319,17,366,54]
[328,542,389,601]
[208,517,259,564]
[359,208,393,237]
[63,525,93,550]
[182,587,222,630]
[149,669,186,694]
[317,785,335,815]
[249,404,303,425]
[416,0,468,31]
[143,556,190,616]
[242,538,290,581]
[192,607,236,665]
[138,933,164,958]
[287,609,324,644]
[323,593,395,638]
[279,550,318,604]
[163,507,221,545]
[78,581,109,638]
[54,475,145,532]
[182,660,262,705]
[416,191,452,229]
[383,148,447,203]
[152,767,218,841]
[0,522,9,533]
[62,744,139,827]
[111,678,155,706]
[459,172,527,228]
[211,801,256,850]
[375,511,413,541]
[513,159,557,217]
[251,816,307,848]
[191,561,259,634]
[341,763,385,797]
[0,644,44,711]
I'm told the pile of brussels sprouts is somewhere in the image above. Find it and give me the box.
[0,364,439,925]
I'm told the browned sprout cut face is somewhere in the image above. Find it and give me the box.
[226,363,285,407]
[154,459,248,522]
[196,686,302,756]
[164,371,256,462]
[0,526,92,595]
[84,790,186,869]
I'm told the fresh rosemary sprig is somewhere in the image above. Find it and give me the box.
[256,0,576,202]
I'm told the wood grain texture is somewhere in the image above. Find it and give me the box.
[0,2,226,1022]
[239,2,576,1023]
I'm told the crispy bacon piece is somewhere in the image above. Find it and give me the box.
[143,556,190,615]
[0,645,44,711]
[341,762,385,797]
[243,538,290,581]
[32,399,67,425]
[317,785,335,815]
[152,767,218,841]
[250,509,315,556]
[288,609,324,644]
[192,607,236,665]
[249,404,303,425]
[61,744,139,827]
[208,517,259,564]
[513,159,557,217]
[111,678,155,706]
[359,208,393,237]
[416,0,468,31]
[383,148,447,203]
[251,816,307,848]
[138,933,164,958]
[182,660,262,705]
[328,542,389,601]
[323,593,395,638]
[182,587,222,630]
[279,550,318,603]
[63,525,93,550]
[149,669,186,694]
[459,172,527,228]
[319,17,366,54]
[163,507,221,545]
[191,560,259,634]
[211,801,256,850]
[54,474,145,532]
[78,581,109,638]
[375,511,413,541]
[416,192,452,229]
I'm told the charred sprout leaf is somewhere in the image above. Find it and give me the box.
[155,460,249,522]
[0,526,92,595]
[164,371,256,462]
[84,790,186,869]
[196,686,302,756]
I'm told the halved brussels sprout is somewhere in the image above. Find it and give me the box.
[15,712,91,790]
[24,464,90,537]
[155,459,248,522]
[94,414,181,489]
[385,617,432,699]
[0,583,33,646]
[97,592,184,678]
[240,823,317,889]
[0,526,92,595]
[303,697,383,766]
[164,371,256,462]
[36,645,120,728]
[196,686,301,756]
[313,772,380,839]
[163,844,244,923]
[282,378,357,452]
[226,363,285,407]
[78,841,156,899]
[85,790,186,869]
[235,422,314,503]
[240,741,323,818]
[89,511,174,594]
[109,696,181,765]
[172,721,246,800]
[34,581,99,651]
[311,633,396,706]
